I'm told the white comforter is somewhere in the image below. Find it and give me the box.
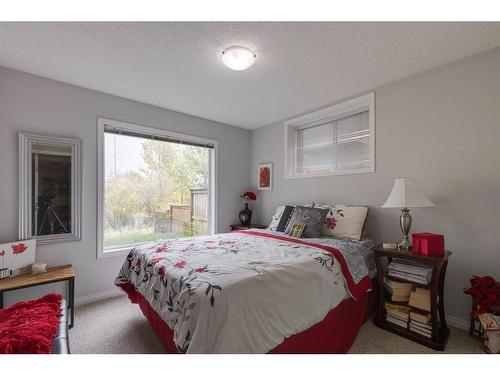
[115,229,374,353]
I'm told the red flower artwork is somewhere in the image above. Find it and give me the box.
[174,261,186,269]
[8,242,31,272]
[0,250,4,257]
[195,267,206,273]
[259,166,271,188]
[11,243,28,255]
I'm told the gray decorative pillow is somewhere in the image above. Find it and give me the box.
[267,203,315,232]
[285,206,329,238]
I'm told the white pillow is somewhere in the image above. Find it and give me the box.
[316,204,368,240]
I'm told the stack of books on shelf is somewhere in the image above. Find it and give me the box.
[409,310,432,338]
[408,287,431,312]
[408,288,433,337]
[387,259,433,284]
[384,277,412,302]
[385,302,410,329]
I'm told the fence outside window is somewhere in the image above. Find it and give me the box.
[104,188,208,238]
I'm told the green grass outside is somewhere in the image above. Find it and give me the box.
[104,227,185,248]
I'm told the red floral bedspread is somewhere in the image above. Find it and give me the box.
[115,230,373,353]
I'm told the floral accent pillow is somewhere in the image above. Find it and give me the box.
[316,204,368,240]
[284,206,329,238]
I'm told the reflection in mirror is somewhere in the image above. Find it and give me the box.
[32,143,72,236]
[19,133,81,244]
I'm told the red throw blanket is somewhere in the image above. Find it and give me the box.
[0,293,63,354]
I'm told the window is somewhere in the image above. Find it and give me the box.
[285,92,375,178]
[97,118,217,258]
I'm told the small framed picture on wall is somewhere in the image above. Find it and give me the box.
[257,162,272,190]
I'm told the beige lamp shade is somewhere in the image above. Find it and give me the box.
[382,177,435,208]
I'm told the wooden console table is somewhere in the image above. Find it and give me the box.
[0,264,75,329]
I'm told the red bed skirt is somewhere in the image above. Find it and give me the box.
[118,283,374,354]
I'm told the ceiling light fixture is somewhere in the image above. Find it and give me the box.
[221,46,256,71]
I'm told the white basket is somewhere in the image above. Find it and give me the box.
[479,313,500,354]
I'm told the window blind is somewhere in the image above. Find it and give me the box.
[295,110,370,175]
[104,125,215,149]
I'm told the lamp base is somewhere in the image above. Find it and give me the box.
[397,237,411,251]
[397,208,412,251]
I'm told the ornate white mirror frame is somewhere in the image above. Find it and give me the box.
[19,132,82,244]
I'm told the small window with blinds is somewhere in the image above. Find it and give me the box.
[285,92,375,178]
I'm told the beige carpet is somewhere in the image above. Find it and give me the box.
[70,295,483,354]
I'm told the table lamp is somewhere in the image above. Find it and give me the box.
[382,177,435,250]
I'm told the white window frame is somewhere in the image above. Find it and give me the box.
[96,117,218,259]
[284,92,375,179]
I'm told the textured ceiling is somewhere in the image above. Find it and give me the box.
[1,22,500,129]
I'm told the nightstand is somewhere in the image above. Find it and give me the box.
[230,224,267,231]
[372,245,451,351]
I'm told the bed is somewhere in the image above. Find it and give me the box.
[115,228,376,353]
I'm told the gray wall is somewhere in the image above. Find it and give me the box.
[2,47,499,323]
[251,47,500,322]
[0,66,252,306]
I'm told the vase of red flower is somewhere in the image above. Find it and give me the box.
[464,275,500,338]
[239,192,257,226]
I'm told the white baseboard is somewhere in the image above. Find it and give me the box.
[75,288,123,306]
[446,314,469,331]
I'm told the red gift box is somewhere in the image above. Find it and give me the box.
[412,232,445,256]
[411,232,433,253]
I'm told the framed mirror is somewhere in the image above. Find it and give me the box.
[19,132,81,244]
